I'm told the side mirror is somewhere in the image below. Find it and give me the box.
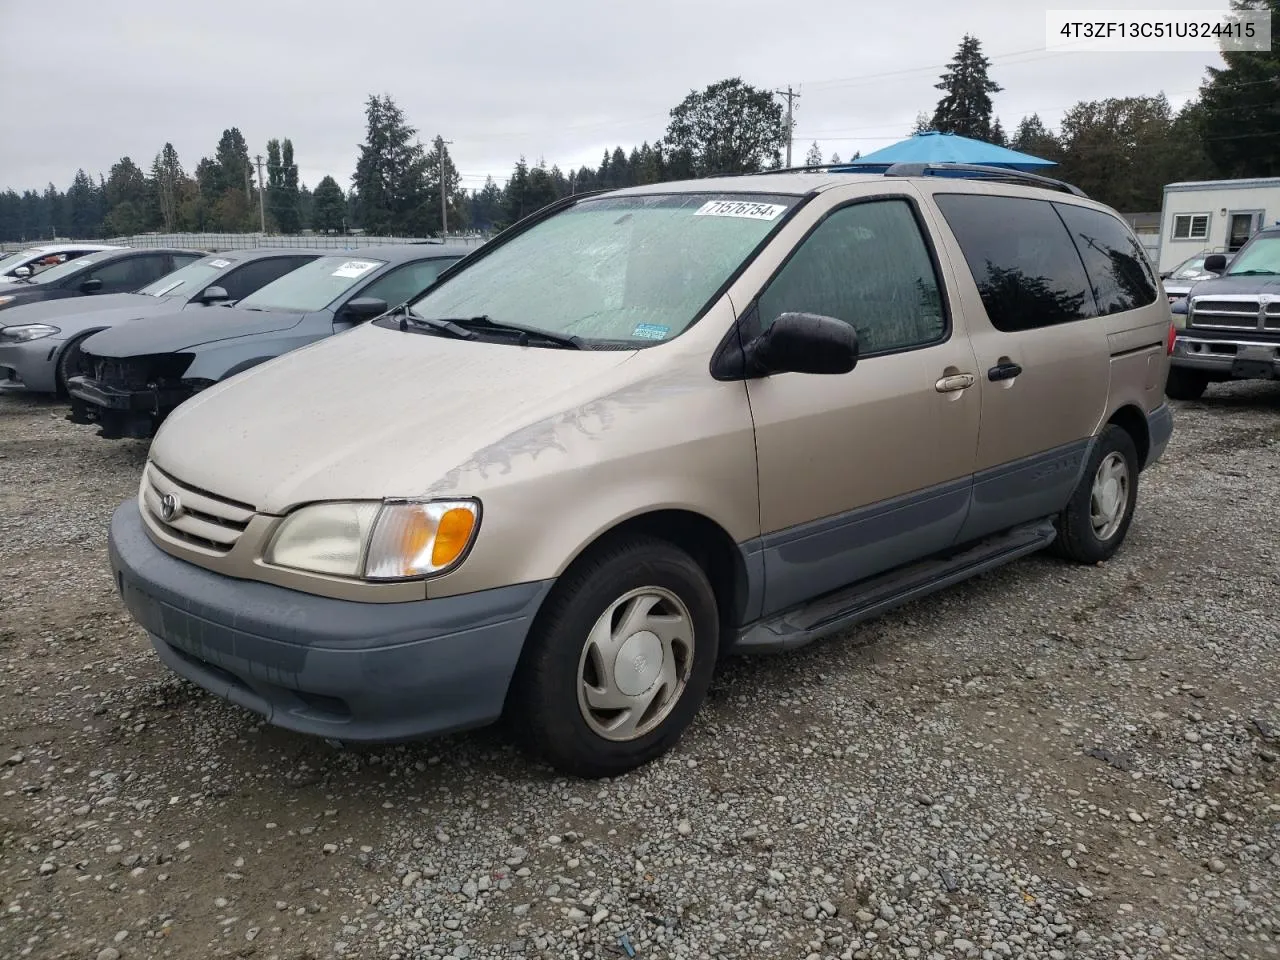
[12,265,31,278]
[1170,298,1188,315]
[343,297,388,320]
[79,277,103,294]
[1203,254,1227,274]
[743,312,858,377]
[199,285,230,304]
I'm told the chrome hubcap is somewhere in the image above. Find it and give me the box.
[1090,451,1130,540]
[576,586,694,742]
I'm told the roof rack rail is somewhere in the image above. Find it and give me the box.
[882,162,1088,198]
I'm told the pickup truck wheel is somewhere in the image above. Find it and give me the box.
[1165,367,1208,401]
[1052,425,1139,564]
[508,536,718,778]
[55,332,95,396]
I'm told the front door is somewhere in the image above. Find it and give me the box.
[744,194,981,616]
[1227,212,1260,253]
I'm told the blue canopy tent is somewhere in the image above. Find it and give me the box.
[841,131,1056,173]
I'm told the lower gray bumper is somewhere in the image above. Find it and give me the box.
[108,501,553,741]
[0,338,62,393]
[1172,335,1280,380]
[1145,402,1173,469]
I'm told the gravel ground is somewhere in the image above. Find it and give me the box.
[1,384,1278,960]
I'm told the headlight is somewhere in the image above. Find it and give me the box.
[264,499,480,581]
[0,323,60,341]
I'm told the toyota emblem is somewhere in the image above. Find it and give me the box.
[159,493,181,522]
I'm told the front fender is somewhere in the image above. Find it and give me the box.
[182,333,325,382]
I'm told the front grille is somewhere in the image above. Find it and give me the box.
[93,353,193,389]
[1190,297,1264,332]
[1267,301,1280,330]
[141,463,254,553]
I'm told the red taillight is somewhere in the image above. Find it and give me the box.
[1167,323,1177,355]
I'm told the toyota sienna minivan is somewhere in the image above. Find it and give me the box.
[106,165,1175,778]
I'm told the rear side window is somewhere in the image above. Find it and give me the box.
[756,199,946,354]
[1053,203,1158,315]
[359,258,455,307]
[934,193,1095,332]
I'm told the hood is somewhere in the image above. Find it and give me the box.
[150,322,638,513]
[0,286,65,309]
[1187,274,1280,299]
[0,293,163,330]
[80,306,306,358]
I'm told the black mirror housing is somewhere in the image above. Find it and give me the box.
[200,285,230,303]
[1203,254,1227,273]
[744,312,858,377]
[344,297,388,319]
[79,277,103,294]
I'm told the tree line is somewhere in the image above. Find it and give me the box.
[1,0,1274,243]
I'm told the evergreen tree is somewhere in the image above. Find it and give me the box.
[990,118,1007,147]
[352,94,430,234]
[830,152,842,164]
[266,137,302,233]
[804,141,823,167]
[1199,0,1279,177]
[663,78,787,176]
[311,176,346,234]
[150,142,186,231]
[930,34,1003,140]
[503,158,532,225]
[1056,95,1182,210]
[65,169,103,238]
[468,176,505,232]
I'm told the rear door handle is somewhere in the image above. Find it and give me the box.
[934,373,976,393]
[988,361,1023,382]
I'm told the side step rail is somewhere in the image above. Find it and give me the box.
[734,519,1057,654]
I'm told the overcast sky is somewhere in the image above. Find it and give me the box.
[0,0,1226,194]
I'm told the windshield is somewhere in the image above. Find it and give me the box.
[1226,233,1280,275]
[1170,256,1209,279]
[138,256,230,298]
[27,249,113,284]
[407,193,799,345]
[0,248,45,275]
[237,255,387,312]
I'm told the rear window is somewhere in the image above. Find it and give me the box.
[933,193,1095,332]
[1053,203,1158,315]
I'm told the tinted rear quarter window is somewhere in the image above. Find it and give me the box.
[1053,203,1158,315]
[933,193,1095,332]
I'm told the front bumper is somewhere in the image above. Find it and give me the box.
[1171,333,1280,381]
[108,500,553,741]
[0,337,62,393]
[66,375,193,438]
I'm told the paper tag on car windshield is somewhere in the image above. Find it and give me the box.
[631,323,670,341]
[332,260,379,278]
[694,200,787,221]
[207,258,231,269]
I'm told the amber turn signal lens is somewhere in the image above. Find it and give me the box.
[431,507,477,567]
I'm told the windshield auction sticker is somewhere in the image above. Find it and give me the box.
[332,260,379,278]
[694,200,788,221]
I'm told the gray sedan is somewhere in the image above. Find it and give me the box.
[68,245,470,439]
[0,249,321,395]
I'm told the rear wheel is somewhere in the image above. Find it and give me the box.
[508,536,718,778]
[1165,367,1208,401]
[1052,425,1139,564]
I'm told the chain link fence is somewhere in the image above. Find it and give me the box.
[2,232,488,253]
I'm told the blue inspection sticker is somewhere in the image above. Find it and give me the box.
[631,323,671,341]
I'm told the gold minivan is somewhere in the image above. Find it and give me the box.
[107,165,1175,777]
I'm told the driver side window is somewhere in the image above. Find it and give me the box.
[756,199,947,355]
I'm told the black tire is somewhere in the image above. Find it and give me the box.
[1052,425,1140,564]
[507,536,719,778]
[1165,367,1208,401]
[55,331,96,396]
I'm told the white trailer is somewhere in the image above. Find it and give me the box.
[1158,177,1280,273]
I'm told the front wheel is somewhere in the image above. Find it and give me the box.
[507,536,719,778]
[1165,367,1208,401]
[55,332,96,396]
[1052,425,1139,564]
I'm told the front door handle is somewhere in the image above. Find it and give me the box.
[988,361,1023,382]
[935,373,976,393]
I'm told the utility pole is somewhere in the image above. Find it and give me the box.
[774,86,800,167]
[254,154,267,234]
[435,136,454,239]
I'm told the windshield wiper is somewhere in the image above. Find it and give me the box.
[393,304,476,339]
[428,314,586,349]
[1227,269,1279,276]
